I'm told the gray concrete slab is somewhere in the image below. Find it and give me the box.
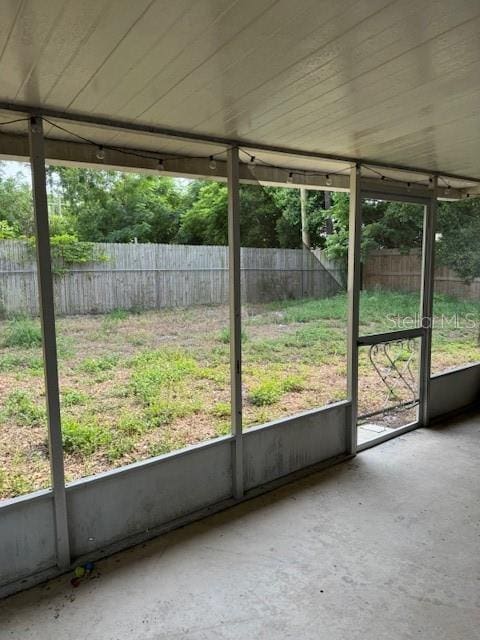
[1,414,479,640]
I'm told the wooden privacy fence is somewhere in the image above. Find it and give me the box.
[0,240,343,316]
[364,249,480,300]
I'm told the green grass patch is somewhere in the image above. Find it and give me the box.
[0,470,34,497]
[265,294,347,324]
[211,401,230,417]
[115,412,146,436]
[3,317,42,348]
[282,375,305,392]
[57,336,75,359]
[131,349,197,404]
[244,324,345,366]
[62,416,112,456]
[61,389,89,407]
[106,435,135,462]
[4,390,45,426]
[148,430,188,457]
[146,397,201,427]
[250,380,281,406]
[107,308,129,321]
[131,349,201,426]
[218,327,248,344]
[214,420,231,436]
[79,354,119,374]
[198,365,229,384]
[0,353,43,373]
[249,374,304,406]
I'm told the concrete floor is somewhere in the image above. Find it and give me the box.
[1,414,479,640]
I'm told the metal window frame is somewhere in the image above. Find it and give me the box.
[346,164,362,455]
[28,117,71,569]
[419,178,438,425]
[227,146,244,499]
[20,122,441,575]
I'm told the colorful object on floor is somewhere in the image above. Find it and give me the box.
[70,562,95,587]
[74,566,86,578]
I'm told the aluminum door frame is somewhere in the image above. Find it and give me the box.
[347,171,438,453]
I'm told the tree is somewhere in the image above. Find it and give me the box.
[0,162,34,236]
[177,181,308,248]
[4,161,480,289]
[311,193,425,262]
[176,181,228,245]
[436,198,480,282]
[47,168,183,243]
[239,185,287,248]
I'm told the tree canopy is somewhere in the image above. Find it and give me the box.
[0,161,479,282]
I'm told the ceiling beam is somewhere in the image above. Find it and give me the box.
[0,131,469,199]
[1,101,480,186]
[0,131,349,191]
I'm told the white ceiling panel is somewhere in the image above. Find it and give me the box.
[0,0,479,179]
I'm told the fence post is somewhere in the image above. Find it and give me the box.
[300,188,310,297]
[29,116,71,570]
[227,146,244,498]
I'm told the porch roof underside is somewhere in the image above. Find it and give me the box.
[0,0,479,195]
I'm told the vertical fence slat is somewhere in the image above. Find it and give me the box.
[0,241,348,315]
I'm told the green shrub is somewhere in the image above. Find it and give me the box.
[4,390,45,426]
[3,317,42,348]
[62,417,111,456]
[29,234,108,277]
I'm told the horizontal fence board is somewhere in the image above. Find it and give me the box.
[0,241,342,316]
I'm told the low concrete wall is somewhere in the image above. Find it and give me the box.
[0,401,349,598]
[67,438,233,558]
[243,402,347,491]
[429,363,480,420]
[0,491,56,587]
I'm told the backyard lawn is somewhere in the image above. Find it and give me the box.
[1,290,479,499]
